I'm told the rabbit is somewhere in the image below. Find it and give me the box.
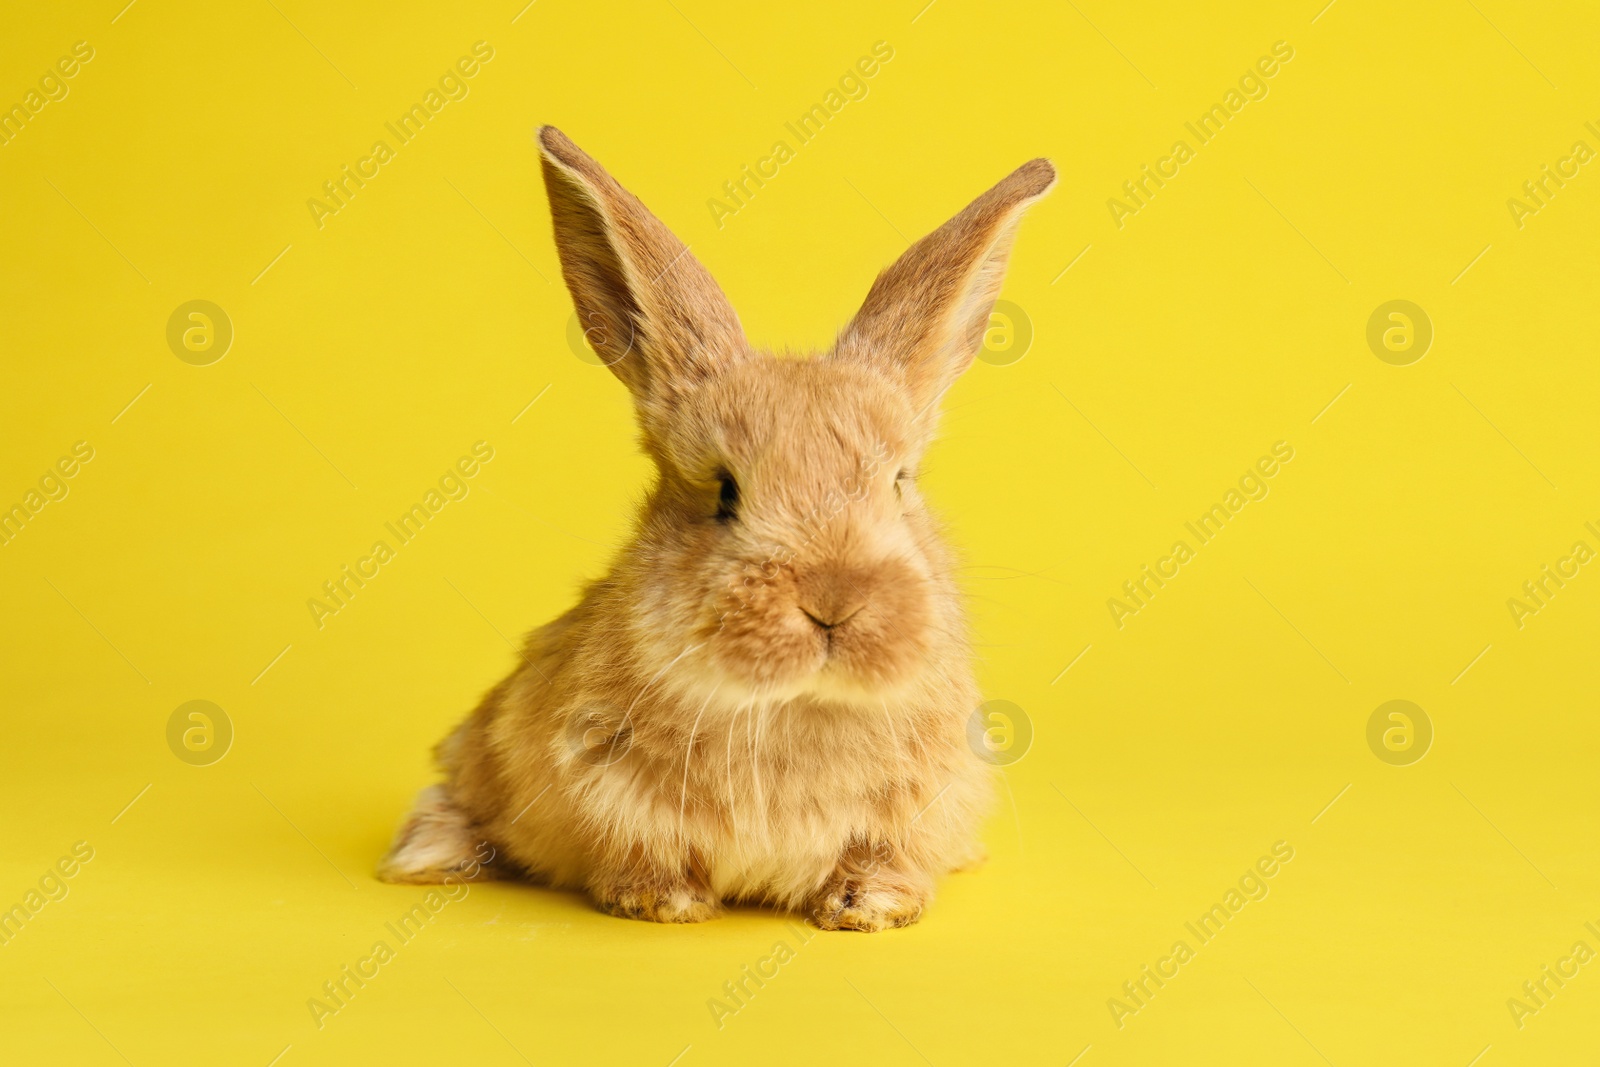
[377,126,1055,930]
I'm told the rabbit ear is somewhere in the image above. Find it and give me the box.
[537,126,749,409]
[833,159,1056,413]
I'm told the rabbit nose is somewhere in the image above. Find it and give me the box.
[796,572,868,630]
[800,603,863,630]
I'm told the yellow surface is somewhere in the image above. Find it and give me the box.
[2,1,1597,1064]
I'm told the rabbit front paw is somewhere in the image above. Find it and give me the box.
[809,874,929,932]
[593,882,721,924]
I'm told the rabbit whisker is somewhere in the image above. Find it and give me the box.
[677,681,721,843]
[725,701,749,848]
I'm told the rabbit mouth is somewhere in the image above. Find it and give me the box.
[700,561,934,702]
[805,602,927,690]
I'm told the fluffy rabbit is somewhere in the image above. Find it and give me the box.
[378,127,1054,930]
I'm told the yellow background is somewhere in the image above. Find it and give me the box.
[3,1,1597,1064]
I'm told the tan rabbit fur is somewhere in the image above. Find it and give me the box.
[378,127,1055,930]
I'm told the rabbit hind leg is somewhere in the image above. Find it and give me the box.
[376,784,499,884]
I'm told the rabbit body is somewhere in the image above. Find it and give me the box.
[379,128,1054,930]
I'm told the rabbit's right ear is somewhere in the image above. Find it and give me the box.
[537,126,749,413]
[834,159,1056,418]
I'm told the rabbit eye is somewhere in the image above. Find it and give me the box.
[716,471,740,521]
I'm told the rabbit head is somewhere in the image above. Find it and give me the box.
[537,126,1054,709]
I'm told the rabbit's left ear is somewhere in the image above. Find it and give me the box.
[833,159,1056,414]
[537,126,749,413]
